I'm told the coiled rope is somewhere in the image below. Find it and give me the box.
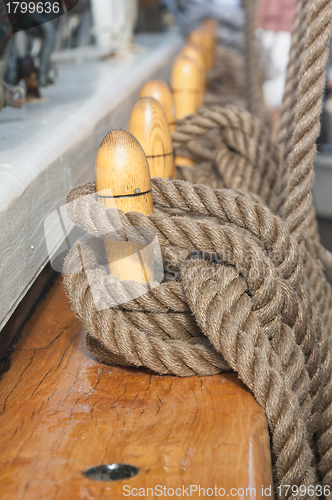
[63,0,332,496]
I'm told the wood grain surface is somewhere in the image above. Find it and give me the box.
[95,130,153,282]
[187,30,214,70]
[180,45,205,107]
[0,277,273,499]
[139,80,175,133]
[171,56,200,120]
[128,97,174,180]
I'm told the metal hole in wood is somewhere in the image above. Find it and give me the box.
[84,463,139,481]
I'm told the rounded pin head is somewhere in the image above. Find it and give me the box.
[95,130,154,283]
[171,55,201,119]
[188,29,214,69]
[181,44,205,106]
[181,44,205,72]
[95,129,151,200]
[139,80,175,130]
[128,97,173,179]
[171,55,201,91]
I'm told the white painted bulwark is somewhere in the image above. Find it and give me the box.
[0,32,183,331]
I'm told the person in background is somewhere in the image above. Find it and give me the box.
[256,0,296,110]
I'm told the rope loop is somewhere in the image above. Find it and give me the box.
[62,0,332,492]
[63,179,332,493]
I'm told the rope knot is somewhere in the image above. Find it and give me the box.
[62,166,332,495]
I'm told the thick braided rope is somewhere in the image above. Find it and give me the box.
[172,46,332,337]
[276,0,308,159]
[275,0,309,218]
[174,119,332,338]
[61,1,332,489]
[149,178,332,451]
[172,105,281,212]
[278,0,332,374]
[63,179,332,494]
[152,178,332,487]
[172,33,332,486]
[274,0,324,266]
[172,93,332,355]
[206,45,245,91]
[283,0,332,245]
[205,45,246,107]
[204,87,246,108]
[277,0,323,256]
[204,42,271,128]
[172,0,332,486]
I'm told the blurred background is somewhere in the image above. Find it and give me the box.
[0,0,298,108]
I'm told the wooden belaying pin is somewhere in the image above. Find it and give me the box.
[128,97,174,180]
[95,130,153,283]
[181,44,205,75]
[181,44,205,107]
[201,25,216,68]
[139,80,176,133]
[171,55,201,120]
[171,55,200,168]
[188,29,214,70]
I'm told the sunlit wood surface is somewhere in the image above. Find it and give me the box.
[0,277,273,499]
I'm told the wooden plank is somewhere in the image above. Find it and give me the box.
[0,277,273,499]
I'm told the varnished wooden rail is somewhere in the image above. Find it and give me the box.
[0,277,273,499]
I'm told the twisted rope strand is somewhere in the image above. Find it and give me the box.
[244,0,266,120]
[63,179,332,496]
[284,0,332,245]
[62,0,332,492]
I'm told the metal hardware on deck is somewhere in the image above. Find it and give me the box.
[84,464,139,482]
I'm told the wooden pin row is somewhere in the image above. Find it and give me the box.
[96,19,217,282]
